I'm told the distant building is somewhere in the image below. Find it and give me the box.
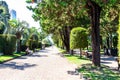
[10,9,16,19]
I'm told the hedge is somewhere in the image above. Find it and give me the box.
[27,39,38,50]
[0,34,16,55]
[70,27,88,49]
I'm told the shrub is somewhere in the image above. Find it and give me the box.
[70,27,88,56]
[38,41,42,49]
[0,34,16,55]
[21,45,27,52]
[27,39,38,50]
[42,38,52,47]
[118,15,120,57]
[70,27,88,49]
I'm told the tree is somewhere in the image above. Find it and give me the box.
[27,0,117,66]
[9,19,29,53]
[100,5,119,49]
[84,0,117,66]
[0,21,5,34]
[27,0,90,52]
[117,1,120,57]
[118,13,120,57]
[70,27,88,56]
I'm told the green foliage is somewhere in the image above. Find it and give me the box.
[64,54,91,66]
[26,33,39,50]
[27,0,90,34]
[0,34,16,55]
[79,64,120,80]
[26,0,32,3]
[70,27,88,49]
[0,21,5,34]
[38,41,42,48]
[113,35,118,48]
[42,38,52,47]
[118,14,120,57]
[83,0,117,7]
[20,45,27,52]
[27,39,38,50]
[26,0,37,3]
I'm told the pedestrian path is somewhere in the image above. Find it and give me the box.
[0,46,82,80]
[101,55,118,70]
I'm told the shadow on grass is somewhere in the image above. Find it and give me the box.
[78,63,120,80]
[0,61,37,70]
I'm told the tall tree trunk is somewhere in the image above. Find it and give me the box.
[59,26,70,53]
[118,12,120,57]
[109,33,113,48]
[16,39,21,53]
[86,0,101,66]
[107,37,110,48]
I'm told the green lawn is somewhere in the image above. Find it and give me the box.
[64,54,91,66]
[64,54,120,80]
[0,52,26,63]
[78,64,120,80]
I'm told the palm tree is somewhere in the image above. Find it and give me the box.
[0,21,5,34]
[9,19,29,53]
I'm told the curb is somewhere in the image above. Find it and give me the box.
[0,53,27,64]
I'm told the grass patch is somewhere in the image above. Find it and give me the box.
[78,64,120,80]
[64,54,91,66]
[64,54,120,80]
[58,48,66,53]
[0,52,26,63]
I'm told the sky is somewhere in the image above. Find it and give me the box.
[3,0,40,28]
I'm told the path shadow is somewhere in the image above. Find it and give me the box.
[0,62,37,70]
[27,52,48,57]
[67,68,79,75]
[101,61,112,64]
[67,70,79,75]
[16,56,27,59]
[101,57,116,61]
[28,54,48,57]
[39,49,51,53]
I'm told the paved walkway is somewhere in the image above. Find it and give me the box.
[0,46,82,80]
[101,55,118,69]
[74,49,118,69]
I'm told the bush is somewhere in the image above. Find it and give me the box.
[38,41,42,49]
[27,39,38,50]
[0,34,16,55]
[70,27,88,49]
[21,45,27,52]
[70,27,88,56]
[118,15,120,57]
[42,38,52,47]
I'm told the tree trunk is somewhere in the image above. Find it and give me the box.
[86,0,101,66]
[107,37,110,48]
[70,50,74,55]
[109,33,113,48]
[59,26,70,53]
[16,39,21,53]
[80,48,82,57]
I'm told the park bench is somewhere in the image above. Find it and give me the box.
[116,57,120,70]
[82,51,92,59]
